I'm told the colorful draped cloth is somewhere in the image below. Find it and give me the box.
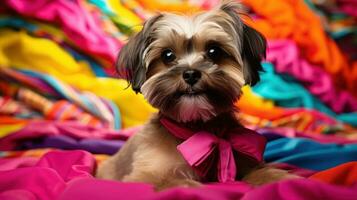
[0,0,357,199]
[1,150,357,200]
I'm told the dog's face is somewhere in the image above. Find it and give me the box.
[117,1,266,123]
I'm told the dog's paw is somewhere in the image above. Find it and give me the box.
[156,179,201,191]
[242,167,302,186]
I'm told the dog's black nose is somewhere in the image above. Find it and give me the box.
[183,69,201,85]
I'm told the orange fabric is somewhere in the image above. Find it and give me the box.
[137,0,200,13]
[0,116,28,125]
[236,91,285,120]
[309,162,357,186]
[242,0,357,96]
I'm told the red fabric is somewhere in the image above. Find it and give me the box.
[309,162,357,186]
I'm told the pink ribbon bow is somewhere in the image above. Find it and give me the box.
[160,118,266,182]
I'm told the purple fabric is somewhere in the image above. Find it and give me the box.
[4,0,122,64]
[160,117,266,182]
[1,150,357,200]
[266,40,357,113]
[0,121,137,150]
[20,135,124,155]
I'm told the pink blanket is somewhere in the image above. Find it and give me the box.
[1,150,356,200]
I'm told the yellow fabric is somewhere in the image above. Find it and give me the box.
[0,29,94,78]
[238,86,276,109]
[107,0,143,31]
[0,29,156,127]
[0,124,24,138]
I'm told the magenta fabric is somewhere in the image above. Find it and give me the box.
[0,121,140,150]
[266,40,357,113]
[59,179,251,200]
[0,150,95,200]
[160,117,266,182]
[0,157,37,171]
[1,150,357,200]
[337,0,357,17]
[4,0,122,64]
[59,178,357,200]
[241,179,357,200]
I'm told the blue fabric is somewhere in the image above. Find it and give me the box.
[264,137,357,170]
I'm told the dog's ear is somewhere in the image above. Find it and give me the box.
[117,15,162,93]
[241,24,266,86]
[219,1,266,86]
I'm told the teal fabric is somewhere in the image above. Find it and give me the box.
[253,63,357,126]
[88,0,114,15]
[264,137,357,170]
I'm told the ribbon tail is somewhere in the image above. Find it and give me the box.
[177,131,217,177]
[218,139,236,182]
[229,129,266,163]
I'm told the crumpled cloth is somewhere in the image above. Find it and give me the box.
[3,121,357,172]
[265,137,357,170]
[1,150,357,200]
[20,135,125,155]
[260,127,357,145]
[0,67,120,129]
[309,161,357,186]
[0,121,138,150]
[240,0,357,95]
[253,63,357,126]
[3,0,122,65]
[267,40,357,113]
[336,0,357,17]
[0,16,108,77]
[0,29,156,128]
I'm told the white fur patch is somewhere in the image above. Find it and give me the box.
[176,95,216,123]
[179,53,203,66]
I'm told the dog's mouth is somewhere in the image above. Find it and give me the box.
[177,88,204,97]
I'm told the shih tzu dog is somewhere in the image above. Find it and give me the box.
[97,0,299,190]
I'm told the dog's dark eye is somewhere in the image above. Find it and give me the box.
[161,49,176,64]
[206,45,227,62]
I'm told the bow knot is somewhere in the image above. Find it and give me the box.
[160,117,266,182]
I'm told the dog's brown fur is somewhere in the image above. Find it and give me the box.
[96,0,300,190]
[97,115,200,191]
